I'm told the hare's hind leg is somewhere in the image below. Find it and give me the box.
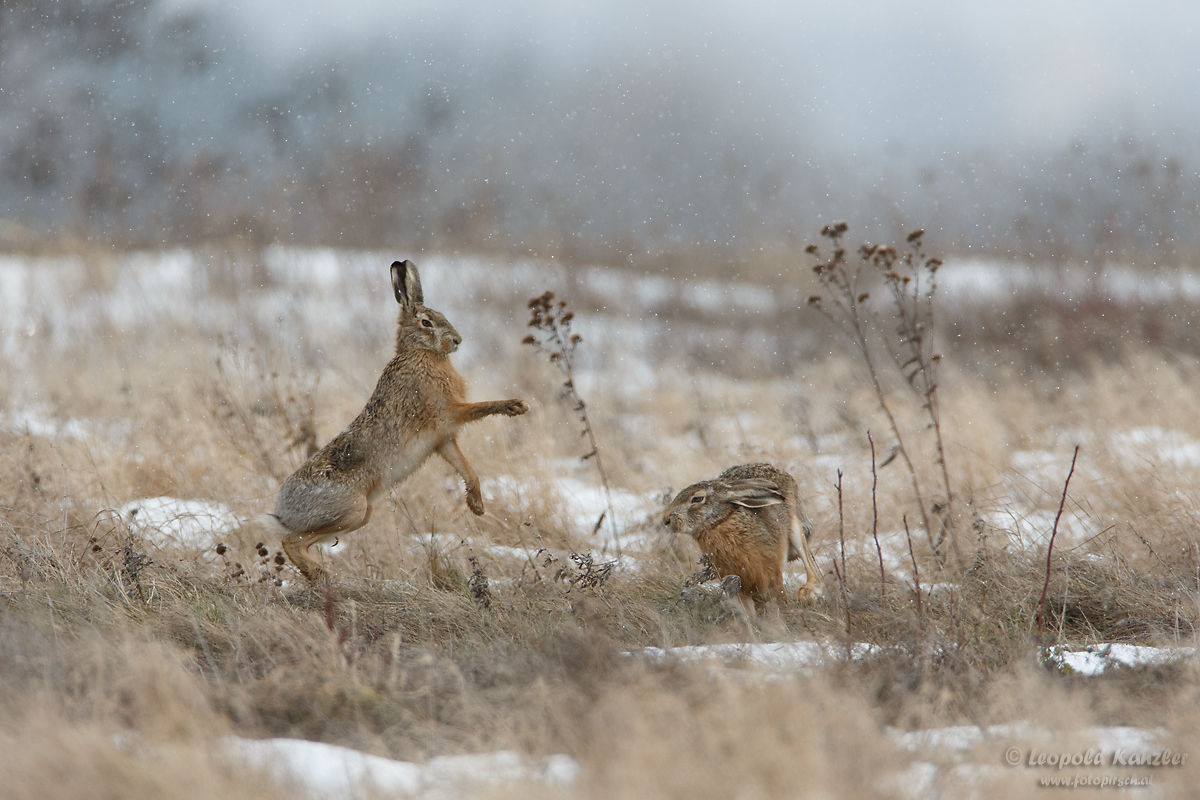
[280,499,373,583]
[436,439,484,515]
[791,514,824,600]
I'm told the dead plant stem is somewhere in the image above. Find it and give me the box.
[868,432,885,598]
[1037,445,1080,636]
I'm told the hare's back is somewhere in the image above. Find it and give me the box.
[720,463,797,495]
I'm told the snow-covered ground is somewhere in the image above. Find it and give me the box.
[483,470,664,553]
[118,497,239,551]
[198,642,1192,799]
[632,641,1191,799]
[1041,643,1197,676]
[632,640,1196,678]
[212,723,1179,800]
[109,733,581,800]
[6,249,1200,400]
[889,722,1171,800]
[635,640,878,672]
[938,258,1200,305]
[226,738,579,799]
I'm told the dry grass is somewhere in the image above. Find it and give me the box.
[3,245,1200,797]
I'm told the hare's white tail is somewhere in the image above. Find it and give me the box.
[254,513,289,537]
[254,512,290,543]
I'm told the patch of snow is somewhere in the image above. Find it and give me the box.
[890,722,1165,759]
[888,722,1171,799]
[985,506,1091,550]
[891,760,939,799]
[226,737,579,799]
[938,259,1200,306]
[1010,449,1067,481]
[552,476,659,535]
[119,497,239,550]
[840,528,918,575]
[634,641,877,672]
[635,640,1195,682]
[1041,643,1196,676]
[1110,427,1200,470]
[889,722,1035,754]
[483,473,661,548]
[3,408,133,443]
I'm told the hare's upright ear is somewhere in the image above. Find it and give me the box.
[390,260,424,308]
[720,478,785,509]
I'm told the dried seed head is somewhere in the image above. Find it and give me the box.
[215,543,228,556]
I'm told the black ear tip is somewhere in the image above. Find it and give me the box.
[391,260,404,269]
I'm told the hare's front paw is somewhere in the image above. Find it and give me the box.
[503,399,528,416]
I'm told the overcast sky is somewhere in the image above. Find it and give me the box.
[173,0,1200,160]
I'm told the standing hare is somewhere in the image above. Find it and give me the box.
[663,463,823,613]
[260,259,527,582]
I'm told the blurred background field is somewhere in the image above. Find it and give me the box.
[4,2,1200,798]
[4,0,1200,271]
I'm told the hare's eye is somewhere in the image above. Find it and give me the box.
[421,319,433,328]
[690,494,704,504]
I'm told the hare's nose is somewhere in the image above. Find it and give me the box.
[450,334,462,347]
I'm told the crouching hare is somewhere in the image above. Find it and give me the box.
[663,463,823,613]
[261,259,527,582]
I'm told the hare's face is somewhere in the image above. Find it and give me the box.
[663,480,725,536]
[390,259,462,355]
[402,306,463,355]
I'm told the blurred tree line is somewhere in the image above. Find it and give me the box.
[1,0,1197,268]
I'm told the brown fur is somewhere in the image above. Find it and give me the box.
[264,260,527,582]
[664,463,823,613]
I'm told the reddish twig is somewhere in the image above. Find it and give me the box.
[833,469,852,642]
[1037,446,1080,635]
[832,558,852,642]
[868,431,885,599]
[903,515,923,622]
[836,469,847,583]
